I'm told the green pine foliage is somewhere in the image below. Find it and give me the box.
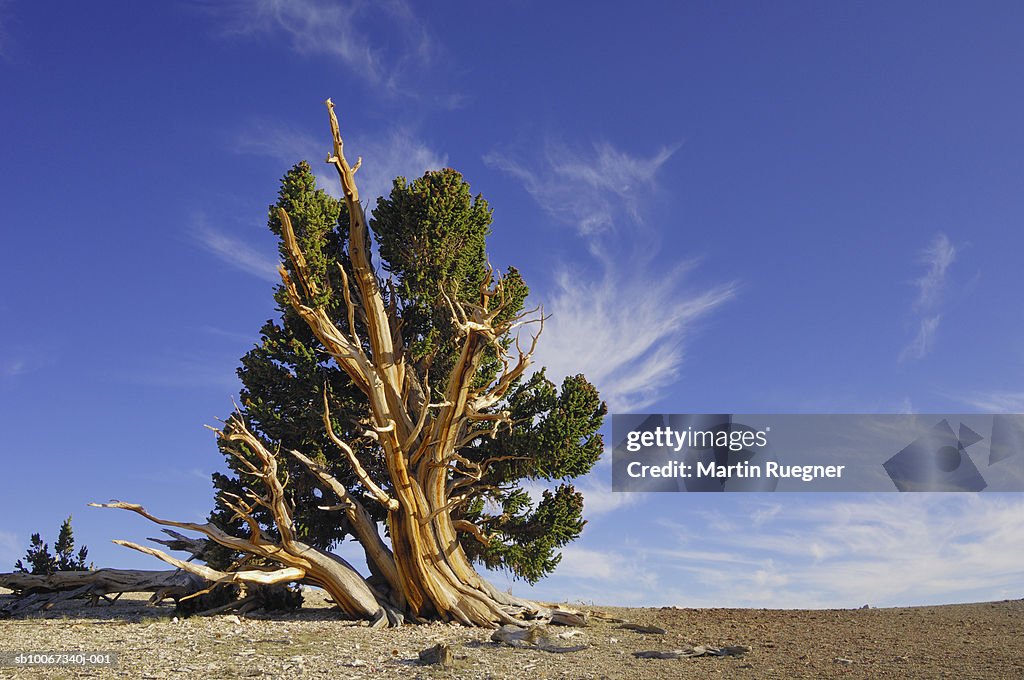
[14,516,91,575]
[209,162,606,583]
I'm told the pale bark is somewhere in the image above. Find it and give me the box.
[98,99,549,627]
[0,568,203,599]
[0,568,206,618]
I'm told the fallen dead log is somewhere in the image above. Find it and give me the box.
[0,568,205,599]
[0,568,306,620]
[0,569,206,618]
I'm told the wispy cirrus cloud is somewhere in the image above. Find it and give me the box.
[493,544,659,606]
[901,234,956,362]
[537,262,734,412]
[900,314,942,362]
[487,139,733,411]
[189,213,280,283]
[652,495,1024,608]
[484,141,678,238]
[961,391,1024,412]
[209,0,433,95]
[576,477,639,519]
[913,234,957,309]
[1,344,58,380]
[2,358,26,377]
[193,119,446,296]
[119,350,241,392]
[554,545,655,585]
[509,495,1024,609]
[750,502,782,528]
[236,119,447,208]
[345,129,448,207]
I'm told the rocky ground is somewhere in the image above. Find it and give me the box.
[1,588,1021,679]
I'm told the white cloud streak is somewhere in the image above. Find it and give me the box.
[516,495,1024,609]
[189,214,280,283]
[354,130,449,209]
[576,477,639,519]
[537,264,734,412]
[900,314,941,362]
[0,346,57,379]
[236,120,447,208]
[488,139,733,411]
[750,502,782,528]
[212,0,433,94]
[554,546,646,582]
[120,353,240,391]
[685,495,1024,608]
[961,391,1024,412]
[901,234,956,362]
[485,142,678,238]
[914,234,956,309]
[2,358,27,377]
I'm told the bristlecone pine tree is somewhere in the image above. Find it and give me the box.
[95,100,605,627]
[14,516,90,576]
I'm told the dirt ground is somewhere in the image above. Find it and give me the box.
[1,588,1021,679]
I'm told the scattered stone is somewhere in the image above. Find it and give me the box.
[635,650,686,660]
[492,624,548,647]
[589,611,627,623]
[224,614,242,625]
[619,623,668,635]
[491,624,588,653]
[835,657,855,665]
[550,610,588,627]
[2,588,1016,678]
[634,645,750,659]
[418,642,454,668]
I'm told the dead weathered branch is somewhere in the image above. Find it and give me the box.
[113,540,305,586]
[0,569,208,618]
[321,388,399,511]
[452,520,492,546]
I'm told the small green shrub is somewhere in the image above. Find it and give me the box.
[14,516,91,575]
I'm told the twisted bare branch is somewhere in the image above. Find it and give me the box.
[321,388,399,512]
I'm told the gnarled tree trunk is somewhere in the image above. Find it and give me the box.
[95,99,550,627]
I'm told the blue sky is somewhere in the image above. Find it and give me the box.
[1,2,1022,608]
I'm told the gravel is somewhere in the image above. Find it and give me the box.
[1,588,1021,679]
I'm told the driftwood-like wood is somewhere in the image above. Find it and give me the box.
[0,569,205,618]
[94,99,552,627]
[0,568,204,597]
